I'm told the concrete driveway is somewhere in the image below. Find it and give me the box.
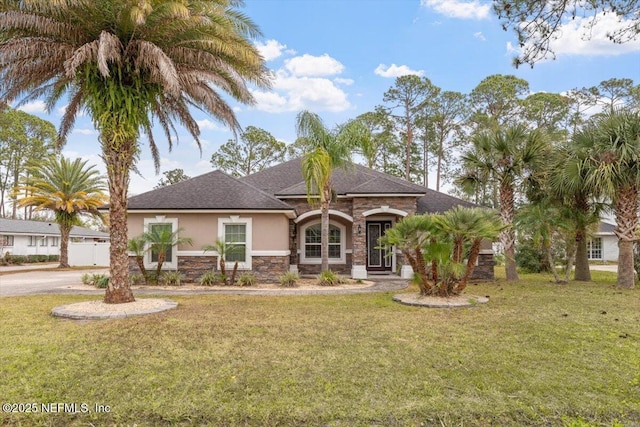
[0,267,108,297]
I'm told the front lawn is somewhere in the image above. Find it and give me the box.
[0,271,638,426]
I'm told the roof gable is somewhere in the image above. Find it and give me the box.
[127,170,293,211]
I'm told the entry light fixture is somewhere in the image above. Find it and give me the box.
[357,224,362,235]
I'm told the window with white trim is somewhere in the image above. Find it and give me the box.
[50,237,59,247]
[218,217,253,269]
[28,236,38,246]
[143,217,179,269]
[224,224,247,262]
[587,238,602,260]
[300,221,345,264]
[1,235,14,246]
[40,237,48,246]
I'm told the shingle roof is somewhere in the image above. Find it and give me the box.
[127,170,294,211]
[416,189,477,214]
[242,158,428,196]
[0,218,109,238]
[597,221,616,234]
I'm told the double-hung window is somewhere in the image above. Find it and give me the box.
[301,221,345,264]
[224,224,247,262]
[1,235,13,247]
[587,238,602,260]
[143,217,178,269]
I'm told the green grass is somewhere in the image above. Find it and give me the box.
[0,271,639,426]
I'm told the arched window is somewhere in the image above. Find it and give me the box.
[301,221,345,264]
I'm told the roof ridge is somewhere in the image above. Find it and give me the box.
[232,171,296,209]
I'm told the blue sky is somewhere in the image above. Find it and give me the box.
[15,0,640,195]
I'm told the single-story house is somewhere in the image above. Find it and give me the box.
[125,159,493,281]
[588,221,618,262]
[0,218,109,257]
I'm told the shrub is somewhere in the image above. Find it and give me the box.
[130,273,145,285]
[238,272,257,287]
[160,271,182,286]
[81,273,109,288]
[278,271,299,288]
[199,272,221,286]
[94,275,109,288]
[317,270,346,286]
[516,244,544,273]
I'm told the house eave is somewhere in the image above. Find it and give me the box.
[125,208,297,219]
[341,193,426,198]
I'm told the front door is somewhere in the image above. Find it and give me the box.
[366,221,392,271]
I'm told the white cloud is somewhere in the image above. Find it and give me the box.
[421,0,490,20]
[374,64,424,78]
[513,12,640,60]
[284,54,344,77]
[72,128,96,135]
[196,119,221,131]
[17,100,46,113]
[255,39,289,61]
[334,78,354,86]
[474,31,486,41]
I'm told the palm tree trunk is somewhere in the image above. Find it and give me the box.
[615,185,638,289]
[103,140,135,304]
[58,223,71,268]
[573,227,591,281]
[459,238,482,293]
[156,252,165,278]
[321,199,330,272]
[499,180,519,282]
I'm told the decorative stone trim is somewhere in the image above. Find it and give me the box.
[252,256,289,281]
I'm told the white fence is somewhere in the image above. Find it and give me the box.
[68,242,110,267]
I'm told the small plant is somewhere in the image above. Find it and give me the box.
[81,273,92,285]
[279,271,299,288]
[94,275,109,288]
[199,272,221,286]
[160,271,182,286]
[130,273,145,285]
[81,273,109,288]
[317,270,345,286]
[238,272,257,287]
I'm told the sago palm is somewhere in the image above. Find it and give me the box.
[0,0,269,302]
[14,156,107,268]
[141,227,192,279]
[457,124,548,282]
[582,108,640,289]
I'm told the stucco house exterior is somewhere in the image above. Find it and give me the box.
[588,221,618,262]
[0,217,109,257]
[126,159,493,282]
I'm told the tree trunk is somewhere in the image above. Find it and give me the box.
[155,252,165,278]
[436,137,443,192]
[103,140,135,304]
[573,227,591,281]
[405,104,413,181]
[459,238,482,292]
[320,189,330,272]
[615,185,638,289]
[499,180,518,282]
[58,223,71,268]
[545,242,562,283]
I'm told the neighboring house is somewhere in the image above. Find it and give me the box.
[0,218,109,257]
[588,221,618,262]
[125,159,493,281]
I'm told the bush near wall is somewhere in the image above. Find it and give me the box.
[2,254,59,265]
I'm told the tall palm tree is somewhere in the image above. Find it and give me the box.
[0,1,270,303]
[547,137,604,282]
[141,226,192,279]
[14,156,107,268]
[296,111,364,272]
[456,124,548,282]
[583,109,640,289]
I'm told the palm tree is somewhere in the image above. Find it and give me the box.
[547,137,604,282]
[0,0,269,303]
[203,239,240,285]
[456,124,548,282]
[127,236,148,282]
[435,207,503,292]
[141,227,192,279]
[582,109,640,289]
[296,111,365,272]
[14,156,107,268]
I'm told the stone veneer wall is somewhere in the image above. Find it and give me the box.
[298,253,352,276]
[252,256,289,282]
[178,256,217,283]
[351,197,418,267]
[470,253,494,281]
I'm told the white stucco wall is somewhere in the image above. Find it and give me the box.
[1,235,60,256]
[600,235,619,262]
